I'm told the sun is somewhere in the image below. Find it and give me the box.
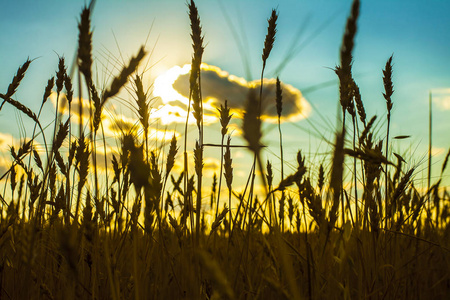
[153,64,191,106]
[151,64,218,125]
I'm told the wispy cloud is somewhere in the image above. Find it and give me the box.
[432,88,450,110]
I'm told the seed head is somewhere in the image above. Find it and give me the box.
[262,9,278,64]
[383,55,394,113]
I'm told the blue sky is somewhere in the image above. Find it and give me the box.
[1,0,449,186]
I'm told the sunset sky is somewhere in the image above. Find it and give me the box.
[1,0,449,187]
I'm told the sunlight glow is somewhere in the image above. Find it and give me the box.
[152,63,218,125]
[153,64,191,105]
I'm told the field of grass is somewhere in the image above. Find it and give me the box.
[1,0,449,299]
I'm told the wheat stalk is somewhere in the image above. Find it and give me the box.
[382,55,394,228]
[215,100,232,218]
[186,0,205,244]
[223,136,233,233]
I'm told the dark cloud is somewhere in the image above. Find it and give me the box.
[172,64,310,122]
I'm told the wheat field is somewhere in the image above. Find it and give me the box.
[0,0,449,299]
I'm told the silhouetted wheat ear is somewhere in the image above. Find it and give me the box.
[303,178,324,226]
[165,134,178,179]
[359,115,376,145]
[275,173,301,192]
[68,141,77,165]
[82,190,93,227]
[33,149,43,171]
[382,55,394,223]
[211,206,228,233]
[288,195,295,224]
[134,75,149,134]
[102,46,146,102]
[53,119,70,153]
[1,96,39,125]
[340,0,359,75]
[442,148,450,174]
[78,6,93,82]
[11,140,32,161]
[210,173,217,207]
[262,9,278,64]
[218,100,232,136]
[43,77,55,105]
[293,161,306,187]
[266,160,273,187]
[6,58,31,98]
[276,77,285,181]
[64,74,73,104]
[188,0,204,88]
[383,55,394,112]
[90,81,101,133]
[318,164,325,191]
[194,141,203,176]
[352,79,365,124]
[91,47,146,135]
[276,77,282,118]
[392,168,415,203]
[55,57,66,94]
[124,135,150,192]
[54,151,67,176]
[335,0,360,112]
[278,192,285,224]
[223,136,233,190]
[75,134,90,189]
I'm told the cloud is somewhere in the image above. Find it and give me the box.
[0,132,15,178]
[50,92,92,123]
[432,88,450,111]
[431,146,445,156]
[101,113,180,142]
[0,133,37,181]
[50,63,310,137]
[0,132,15,150]
[50,91,182,143]
[155,63,311,124]
[204,157,220,171]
